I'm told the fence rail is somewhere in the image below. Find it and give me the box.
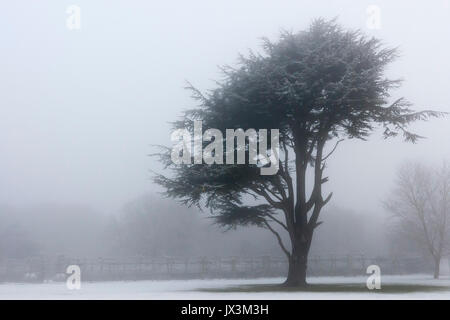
[0,255,435,282]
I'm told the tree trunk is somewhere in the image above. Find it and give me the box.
[433,256,441,279]
[284,242,308,287]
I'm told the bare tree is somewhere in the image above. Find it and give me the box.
[385,161,450,278]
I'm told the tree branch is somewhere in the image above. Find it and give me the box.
[250,185,283,209]
[266,212,289,232]
[322,139,344,162]
[263,220,291,259]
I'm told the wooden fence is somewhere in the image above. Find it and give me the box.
[0,255,434,282]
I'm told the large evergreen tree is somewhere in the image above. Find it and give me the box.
[154,19,441,286]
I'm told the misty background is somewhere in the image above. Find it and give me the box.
[1,1,450,262]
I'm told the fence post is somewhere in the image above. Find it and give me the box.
[347,255,352,275]
[184,258,189,275]
[330,255,336,275]
[231,257,237,273]
[200,257,208,276]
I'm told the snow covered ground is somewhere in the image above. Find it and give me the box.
[1,275,450,299]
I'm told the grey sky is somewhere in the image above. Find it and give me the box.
[1,0,449,216]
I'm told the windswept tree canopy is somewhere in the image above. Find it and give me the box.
[154,19,443,286]
[154,19,440,229]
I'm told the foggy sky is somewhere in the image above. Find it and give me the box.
[1,0,450,217]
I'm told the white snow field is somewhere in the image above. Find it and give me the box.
[1,275,450,299]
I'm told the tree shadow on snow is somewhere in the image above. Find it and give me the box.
[198,283,449,294]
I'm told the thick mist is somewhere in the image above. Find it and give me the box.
[1,1,449,277]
